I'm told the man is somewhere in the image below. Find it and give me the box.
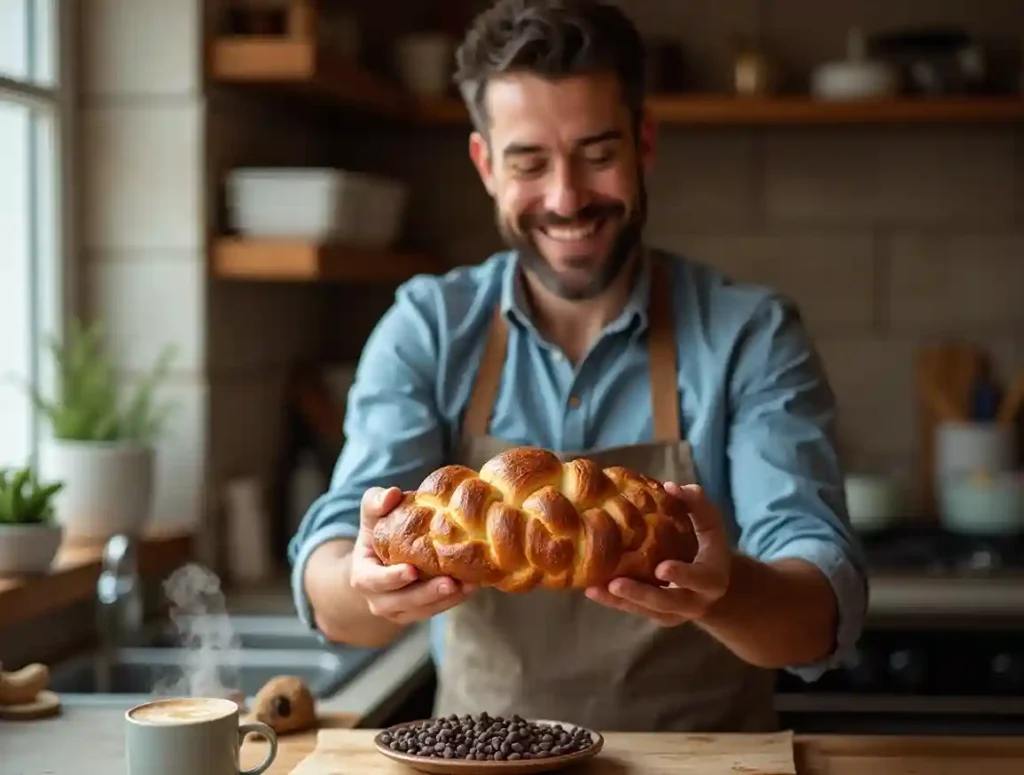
[288,0,868,732]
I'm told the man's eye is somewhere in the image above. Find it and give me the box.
[513,160,546,176]
[585,150,615,166]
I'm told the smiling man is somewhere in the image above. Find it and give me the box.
[288,0,868,732]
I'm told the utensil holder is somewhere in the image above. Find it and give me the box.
[935,420,1017,482]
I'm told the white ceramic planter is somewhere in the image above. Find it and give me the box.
[38,439,155,541]
[0,523,63,574]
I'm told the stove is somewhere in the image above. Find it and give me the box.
[774,526,1024,736]
[860,526,1024,576]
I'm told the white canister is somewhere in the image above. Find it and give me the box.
[935,421,1018,483]
[223,477,274,586]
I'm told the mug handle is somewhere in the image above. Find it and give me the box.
[238,721,279,775]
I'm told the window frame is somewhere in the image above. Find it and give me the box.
[0,0,78,467]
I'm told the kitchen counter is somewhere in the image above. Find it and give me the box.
[7,571,1022,773]
[4,707,1024,775]
[869,572,1024,620]
[229,570,1024,725]
[248,727,1024,775]
[221,576,1024,741]
[265,574,1024,729]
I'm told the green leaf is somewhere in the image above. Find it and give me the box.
[17,317,178,443]
[0,465,63,525]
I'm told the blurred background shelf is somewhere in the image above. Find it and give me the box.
[211,238,443,283]
[211,37,1024,128]
[210,37,410,117]
[414,94,1024,126]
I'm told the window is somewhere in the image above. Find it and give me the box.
[0,0,72,468]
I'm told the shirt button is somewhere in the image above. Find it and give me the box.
[568,396,581,409]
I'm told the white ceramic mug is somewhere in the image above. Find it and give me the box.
[125,697,278,775]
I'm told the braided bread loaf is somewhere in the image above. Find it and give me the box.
[370,447,698,593]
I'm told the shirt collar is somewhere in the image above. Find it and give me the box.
[499,247,652,338]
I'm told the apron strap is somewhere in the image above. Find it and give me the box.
[647,257,681,443]
[463,305,509,438]
[461,254,681,444]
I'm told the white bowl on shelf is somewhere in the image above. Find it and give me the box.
[811,60,899,101]
[226,167,409,247]
[810,27,900,101]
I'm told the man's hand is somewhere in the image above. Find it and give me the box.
[584,483,732,627]
[350,486,474,625]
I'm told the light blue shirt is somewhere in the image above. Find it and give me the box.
[287,248,868,682]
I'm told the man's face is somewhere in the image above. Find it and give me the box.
[469,71,654,301]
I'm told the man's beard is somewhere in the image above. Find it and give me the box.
[496,179,647,302]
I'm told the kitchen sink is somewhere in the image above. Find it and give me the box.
[138,614,329,651]
[49,643,384,705]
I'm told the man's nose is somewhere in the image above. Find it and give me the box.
[544,163,588,217]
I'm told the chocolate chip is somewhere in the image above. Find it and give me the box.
[380,714,595,760]
[271,696,291,718]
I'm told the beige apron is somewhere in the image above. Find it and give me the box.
[432,254,778,732]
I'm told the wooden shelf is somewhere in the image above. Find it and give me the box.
[415,93,1024,126]
[0,529,194,630]
[210,36,410,118]
[212,238,443,282]
[209,35,1024,128]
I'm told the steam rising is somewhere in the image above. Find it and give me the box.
[151,563,242,702]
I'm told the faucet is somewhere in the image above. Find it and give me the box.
[94,534,144,691]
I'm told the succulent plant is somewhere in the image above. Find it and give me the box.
[0,466,64,526]
[25,318,177,443]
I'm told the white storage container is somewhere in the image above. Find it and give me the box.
[226,167,408,247]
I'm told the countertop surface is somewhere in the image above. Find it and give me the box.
[5,573,1024,773]
[4,706,1024,775]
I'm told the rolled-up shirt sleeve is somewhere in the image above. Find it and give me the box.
[287,278,447,634]
[726,294,869,682]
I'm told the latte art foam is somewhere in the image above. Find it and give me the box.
[130,697,235,725]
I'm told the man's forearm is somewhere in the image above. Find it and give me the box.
[697,554,838,669]
[304,539,406,649]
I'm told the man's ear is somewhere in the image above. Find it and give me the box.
[469,131,496,196]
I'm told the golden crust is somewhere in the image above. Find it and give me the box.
[370,447,698,592]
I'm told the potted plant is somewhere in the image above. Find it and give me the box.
[28,319,177,542]
[0,465,65,574]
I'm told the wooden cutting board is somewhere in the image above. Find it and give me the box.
[291,729,796,775]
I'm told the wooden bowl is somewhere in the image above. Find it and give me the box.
[373,718,604,775]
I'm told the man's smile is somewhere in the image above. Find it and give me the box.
[534,213,614,255]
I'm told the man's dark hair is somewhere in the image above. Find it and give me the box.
[453,0,647,136]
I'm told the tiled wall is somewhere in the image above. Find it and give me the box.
[80,0,209,536]
[78,0,1024,559]
[80,0,345,563]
